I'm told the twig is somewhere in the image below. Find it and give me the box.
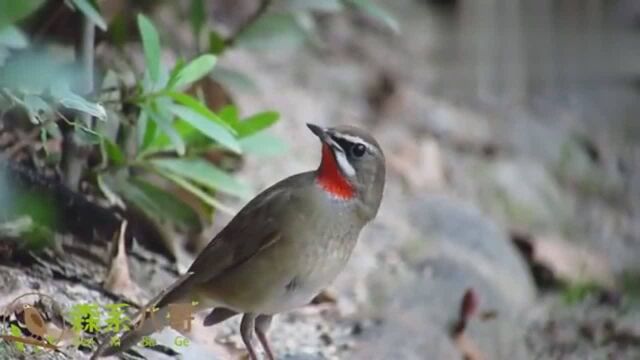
[223,0,273,46]
[61,16,95,191]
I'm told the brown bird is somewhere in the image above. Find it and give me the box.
[97,124,386,359]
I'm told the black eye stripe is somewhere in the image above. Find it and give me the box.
[331,136,355,153]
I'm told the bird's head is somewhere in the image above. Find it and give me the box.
[307,123,386,219]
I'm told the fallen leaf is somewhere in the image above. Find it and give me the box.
[388,137,446,191]
[515,232,615,288]
[103,221,144,304]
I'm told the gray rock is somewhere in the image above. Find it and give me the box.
[347,194,536,360]
[408,194,536,311]
[474,159,573,233]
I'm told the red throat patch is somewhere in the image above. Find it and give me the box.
[317,144,355,200]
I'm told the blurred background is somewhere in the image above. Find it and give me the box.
[0,0,639,359]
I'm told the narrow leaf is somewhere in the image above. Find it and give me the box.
[71,0,107,31]
[172,54,217,90]
[50,83,106,120]
[165,92,232,129]
[218,105,239,126]
[101,138,125,166]
[136,109,156,151]
[151,158,251,199]
[168,103,241,153]
[208,30,226,55]
[344,0,399,34]
[236,13,307,50]
[284,0,343,11]
[235,111,279,138]
[212,67,257,93]
[22,94,51,124]
[154,169,234,214]
[145,103,185,155]
[130,177,202,231]
[97,174,125,207]
[240,132,288,157]
[58,92,107,120]
[137,14,161,82]
[166,58,187,89]
[0,0,45,29]
[190,0,206,38]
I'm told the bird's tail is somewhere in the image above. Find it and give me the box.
[94,272,197,358]
[99,305,170,357]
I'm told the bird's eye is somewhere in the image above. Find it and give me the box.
[351,143,366,157]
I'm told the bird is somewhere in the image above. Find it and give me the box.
[96,123,386,359]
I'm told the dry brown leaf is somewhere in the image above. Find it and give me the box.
[453,334,485,360]
[528,234,615,288]
[388,137,446,191]
[103,221,144,304]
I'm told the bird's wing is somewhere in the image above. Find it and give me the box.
[187,173,307,284]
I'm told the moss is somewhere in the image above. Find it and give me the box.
[561,281,601,305]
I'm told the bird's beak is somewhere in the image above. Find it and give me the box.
[307,123,327,140]
[307,123,343,152]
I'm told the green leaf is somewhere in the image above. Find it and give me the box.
[168,103,241,153]
[97,174,125,207]
[50,82,107,120]
[235,111,279,138]
[190,0,206,38]
[22,94,51,124]
[101,173,201,230]
[43,121,62,139]
[137,14,161,83]
[145,102,185,155]
[10,323,25,352]
[101,138,125,166]
[0,26,28,48]
[171,54,217,90]
[211,67,257,93]
[148,117,209,151]
[344,0,399,34]
[218,105,239,125]
[136,109,155,151]
[236,13,307,50]
[151,158,251,199]
[58,92,107,120]
[0,0,45,29]
[166,58,186,89]
[208,30,226,55]
[129,177,202,231]
[74,124,102,144]
[71,0,107,31]
[154,169,234,214]
[165,91,236,132]
[240,132,288,157]
[284,0,343,12]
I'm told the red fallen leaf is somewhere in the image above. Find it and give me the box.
[460,288,479,323]
[451,288,480,337]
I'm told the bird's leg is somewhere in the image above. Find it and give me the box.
[240,313,259,360]
[255,314,275,360]
[203,307,238,326]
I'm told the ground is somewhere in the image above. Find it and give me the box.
[2,0,640,359]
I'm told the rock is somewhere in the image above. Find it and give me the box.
[387,136,447,191]
[474,159,572,233]
[347,194,536,359]
[408,194,536,311]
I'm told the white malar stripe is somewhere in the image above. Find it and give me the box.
[334,150,356,177]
